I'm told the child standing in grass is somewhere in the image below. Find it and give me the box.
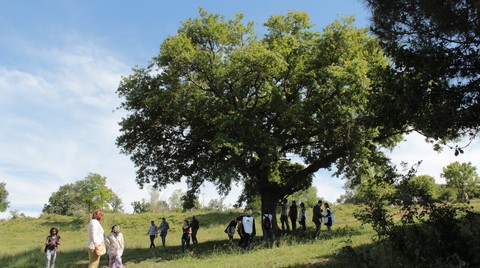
[45,226,60,268]
[105,225,124,268]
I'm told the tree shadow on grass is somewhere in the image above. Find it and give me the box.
[285,241,385,268]
[0,214,367,267]
[0,248,91,268]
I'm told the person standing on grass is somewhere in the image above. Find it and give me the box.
[236,215,245,247]
[289,200,298,231]
[159,217,170,248]
[324,202,333,235]
[146,220,158,248]
[45,226,60,268]
[240,209,256,249]
[262,209,274,245]
[105,225,124,268]
[181,219,192,252]
[190,216,200,245]
[86,209,105,268]
[224,219,237,245]
[298,202,307,231]
[280,199,290,232]
[312,200,323,239]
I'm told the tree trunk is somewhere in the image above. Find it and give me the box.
[260,188,280,236]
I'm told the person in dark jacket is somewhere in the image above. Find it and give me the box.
[190,216,200,244]
[312,200,323,239]
[288,200,298,230]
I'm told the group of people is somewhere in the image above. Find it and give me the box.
[224,200,334,250]
[85,209,124,268]
[146,216,199,252]
[44,202,333,267]
[146,217,171,249]
[279,199,334,237]
[223,209,257,249]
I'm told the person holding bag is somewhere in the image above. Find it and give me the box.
[86,209,106,268]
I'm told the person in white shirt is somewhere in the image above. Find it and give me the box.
[86,209,105,268]
[240,209,256,249]
[105,224,124,268]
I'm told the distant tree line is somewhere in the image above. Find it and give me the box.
[338,161,480,205]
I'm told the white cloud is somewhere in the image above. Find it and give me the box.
[388,132,480,184]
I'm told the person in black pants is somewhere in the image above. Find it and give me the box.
[289,201,298,230]
[190,216,200,244]
[146,221,158,248]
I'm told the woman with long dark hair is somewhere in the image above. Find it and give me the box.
[45,226,60,268]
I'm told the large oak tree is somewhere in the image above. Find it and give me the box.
[116,10,401,227]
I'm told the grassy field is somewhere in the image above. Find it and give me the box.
[4,201,477,268]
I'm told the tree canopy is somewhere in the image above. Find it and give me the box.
[43,173,122,215]
[441,161,479,200]
[0,182,9,213]
[116,9,402,220]
[364,0,480,144]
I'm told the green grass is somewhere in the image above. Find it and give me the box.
[6,201,478,267]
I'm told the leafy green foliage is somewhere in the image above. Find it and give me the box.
[116,9,401,223]
[441,161,480,201]
[395,175,440,205]
[131,199,150,214]
[168,189,184,211]
[205,198,225,211]
[0,182,9,212]
[364,0,480,142]
[43,173,122,215]
[288,186,320,208]
[352,161,480,267]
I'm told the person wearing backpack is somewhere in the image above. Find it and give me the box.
[262,209,274,244]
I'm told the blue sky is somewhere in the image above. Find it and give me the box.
[1,0,479,218]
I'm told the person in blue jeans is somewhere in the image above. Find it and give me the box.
[45,226,61,268]
[159,218,170,248]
